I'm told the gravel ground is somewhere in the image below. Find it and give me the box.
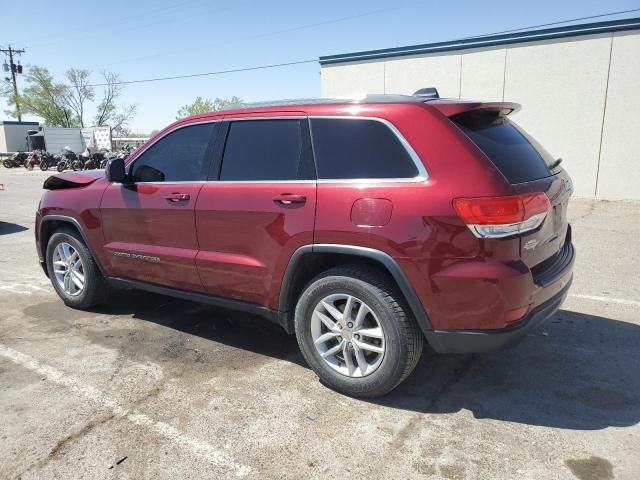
[0,168,638,480]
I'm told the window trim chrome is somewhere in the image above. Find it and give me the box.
[125,118,223,168]
[309,115,428,184]
[121,114,429,186]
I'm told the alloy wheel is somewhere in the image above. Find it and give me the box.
[52,242,85,296]
[311,293,386,377]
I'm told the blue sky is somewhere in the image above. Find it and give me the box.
[1,0,638,132]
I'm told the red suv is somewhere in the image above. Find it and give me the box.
[35,95,574,397]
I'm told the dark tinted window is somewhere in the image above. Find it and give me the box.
[452,111,557,184]
[310,118,419,179]
[131,123,216,182]
[220,120,308,181]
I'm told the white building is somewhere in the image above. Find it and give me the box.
[319,18,640,200]
[0,121,39,153]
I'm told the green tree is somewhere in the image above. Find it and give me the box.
[3,65,137,130]
[1,78,13,99]
[6,66,74,127]
[176,96,242,119]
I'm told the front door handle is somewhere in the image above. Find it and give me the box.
[273,193,306,205]
[165,192,190,203]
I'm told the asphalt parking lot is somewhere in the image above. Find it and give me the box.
[0,169,638,480]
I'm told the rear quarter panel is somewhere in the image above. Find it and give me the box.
[312,104,524,329]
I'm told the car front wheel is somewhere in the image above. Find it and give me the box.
[45,228,109,309]
[295,265,423,398]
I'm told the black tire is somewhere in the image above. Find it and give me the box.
[2,159,12,168]
[45,228,109,309]
[295,265,423,398]
[57,162,65,172]
[40,161,49,171]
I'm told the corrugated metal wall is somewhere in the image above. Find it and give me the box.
[42,128,86,154]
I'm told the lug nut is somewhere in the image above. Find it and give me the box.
[336,336,342,342]
[347,342,352,348]
[347,322,353,328]
[336,323,342,330]
[354,334,360,340]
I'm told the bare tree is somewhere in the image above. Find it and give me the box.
[111,104,138,136]
[94,71,124,127]
[64,68,94,127]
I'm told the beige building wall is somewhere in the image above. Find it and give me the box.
[320,29,640,200]
[596,31,640,200]
[503,34,612,198]
[320,60,385,97]
[460,46,506,101]
[384,54,462,98]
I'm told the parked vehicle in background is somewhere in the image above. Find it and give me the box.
[2,152,28,168]
[82,148,107,170]
[56,147,79,173]
[24,151,42,170]
[39,152,61,171]
[35,94,575,397]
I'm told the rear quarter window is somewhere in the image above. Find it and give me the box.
[310,118,419,180]
[452,111,558,184]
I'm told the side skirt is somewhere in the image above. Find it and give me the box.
[107,277,288,332]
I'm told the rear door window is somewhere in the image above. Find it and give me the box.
[452,111,558,184]
[219,119,312,181]
[310,118,419,180]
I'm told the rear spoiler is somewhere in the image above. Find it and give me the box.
[426,101,521,118]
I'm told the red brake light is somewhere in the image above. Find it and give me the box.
[453,193,550,225]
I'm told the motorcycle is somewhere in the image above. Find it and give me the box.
[24,151,42,170]
[56,146,78,173]
[39,152,60,171]
[2,152,28,168]
[82,148,106,170]
[100,145,132,169]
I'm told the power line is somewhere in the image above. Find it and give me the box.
[86,59,317,87]
[25,0,205,46]
[84,1,423,70]
[459,8,640,40]
[83,8,640,89]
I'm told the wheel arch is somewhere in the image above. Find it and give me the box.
[278,244,432,336]
[39,215,106,277]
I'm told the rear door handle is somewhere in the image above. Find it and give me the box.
[165,193,190,203]
[273,193,306,205]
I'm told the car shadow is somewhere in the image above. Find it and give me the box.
[374,309,640,430]
[0,221,28,235]
[93,293,640,430]
[91,290,303,366]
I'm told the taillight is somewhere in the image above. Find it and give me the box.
[453,193,550,238]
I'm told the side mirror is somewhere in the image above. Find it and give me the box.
[106,157,126,183]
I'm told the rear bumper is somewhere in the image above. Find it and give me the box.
[425,275,572,354]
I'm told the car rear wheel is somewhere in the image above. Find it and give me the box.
[46,228,109,309]
[295,265,423,398]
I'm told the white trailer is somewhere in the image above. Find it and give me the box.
[42,127,86,154]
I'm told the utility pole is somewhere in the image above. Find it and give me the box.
[1,45,26,121]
